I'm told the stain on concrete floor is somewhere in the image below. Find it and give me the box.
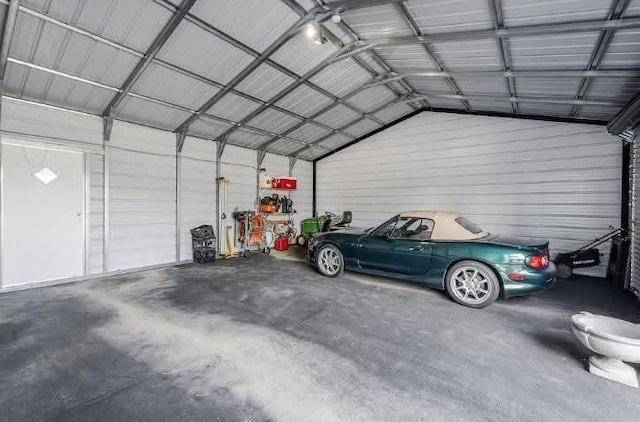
[1,254,639,421]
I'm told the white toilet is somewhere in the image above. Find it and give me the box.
[571,311,640,387]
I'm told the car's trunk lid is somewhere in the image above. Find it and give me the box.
[483,234,549,254]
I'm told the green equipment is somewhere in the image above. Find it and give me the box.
[297,211,352,247]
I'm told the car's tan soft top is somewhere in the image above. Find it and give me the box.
[399,210,489,241]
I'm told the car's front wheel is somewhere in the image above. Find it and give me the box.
[445,260,500,308]
[315,244,344,277]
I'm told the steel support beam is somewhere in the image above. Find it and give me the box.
[488,0,518,114]
[102,0,196,117]
[152,0,379,127]
[320,0,427,110]
[7,57,334,150]
[365,69,640,87]
[405,93,622,107]
[176,129,187,153]
[608,91,640,136]
[103,116,114,142]
[571,0,631,117]
[304,0,404,15]
[9,0,348,137]
[290,97,404,157]
[396,2,470,111]
[333,16,640,60]
[0,0,19,81]
[175,17,309,132]
[289,156,297,175]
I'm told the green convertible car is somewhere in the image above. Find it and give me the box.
[307,210,556,308]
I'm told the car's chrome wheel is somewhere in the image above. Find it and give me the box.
[445,261,500,308]
[316,245,343,277]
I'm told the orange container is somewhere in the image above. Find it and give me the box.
[260,204,277,213]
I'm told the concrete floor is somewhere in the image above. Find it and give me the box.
[1,252,639,421]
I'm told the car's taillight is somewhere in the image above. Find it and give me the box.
[527,254,549,269]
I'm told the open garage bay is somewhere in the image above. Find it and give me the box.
[1,254,638,421]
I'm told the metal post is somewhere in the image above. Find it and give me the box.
[175,139,182,262]
[83,152,90,276]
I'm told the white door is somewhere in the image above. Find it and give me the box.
[2,143,85,287]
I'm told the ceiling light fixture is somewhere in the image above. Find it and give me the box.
[331,11,342,23]
[305,23,319,39]
[306,22,327,45]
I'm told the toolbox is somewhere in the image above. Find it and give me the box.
[272,177,297,190]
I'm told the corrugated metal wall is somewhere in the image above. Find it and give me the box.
[89,154,104,275]
[317,111,622,277]
[0,98,313,287]
[108,121,177,271]
[631,140,640,295]
[179,137,217,261]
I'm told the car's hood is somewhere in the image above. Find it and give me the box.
[482,234,549,250]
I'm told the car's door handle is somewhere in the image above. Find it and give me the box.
[409,246,423,251]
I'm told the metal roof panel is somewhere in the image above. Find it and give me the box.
[189,117,234,140]
[516,77,581,98]
[275,84,335,117]
[22,0,173,52]
[576,105,620,121]
[599,29,640,69]
[247,108,303,133]
[115,96,192,131]
[509,32,600,69]
[288,122,333,142]
[346,85,397,112]
[405,77,452,94]
[469,100,513,114]
[227,129,272,149]
[132,63,220,110]
[406,0,492,34]
[502,0,610,26]
[297,147,324,161]
[191,0,299,53]
[4,61,114,114]
[235,63,295,102]
[265,138,307,156]
[309,58,372,97]
[518,103,572,117]
[428,97,468,109]
[452,76,509,96]
[158,20,254,84]
[431,39,502,70]
[343,118,382,138]
[375,44,438,71]
[271,32,339,76]
[340,4,413,38]
[206,93,262,122]
[587,77,640,102]
[314,104,361,128]
[373,102,414,122]
[80,0,172,52]
[317,133,352,150]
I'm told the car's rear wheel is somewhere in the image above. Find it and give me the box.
[445,260,500,308]
[315,244,344,277]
